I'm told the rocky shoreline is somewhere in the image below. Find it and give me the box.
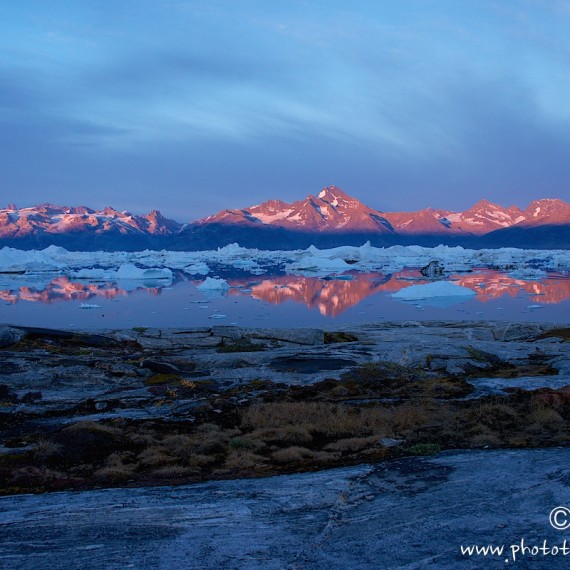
[1,320,569,568]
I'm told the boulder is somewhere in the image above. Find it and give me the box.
[0,326,25,348]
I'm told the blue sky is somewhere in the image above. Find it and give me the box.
[1,0,569,220]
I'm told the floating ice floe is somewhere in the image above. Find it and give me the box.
[185,262,211,275]
[285,247,350,274]
[71,264,172,281]
[2,243,570,282]
[196,277,229,290]
[392,281,477,300]
[116,264,173,280]
[78,303,101,309]
[508,268,547,280]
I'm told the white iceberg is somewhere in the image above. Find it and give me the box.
[285,247,350,274]
[70,264,172,281]
[196,277,229,290]
[116,264,172,280]
[71,268,112,280]
[1,244,570,285]
[0,247,63,273]
[185,262,211,275]
[392,281,476,300]
[508,268,547,280]
[78,303,101,309]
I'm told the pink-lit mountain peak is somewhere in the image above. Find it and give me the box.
[522,198,570,224]
[201,187,570,236]
[2,189,570,247]
[315,185,358,207]
[204,186,393,233]
[0,203,181,239]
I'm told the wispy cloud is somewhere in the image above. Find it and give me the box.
[0,0,569,218]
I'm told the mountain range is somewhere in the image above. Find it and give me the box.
[1,187,569,251]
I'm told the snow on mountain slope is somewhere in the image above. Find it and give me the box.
[0,204,182,239]
[201,186,394,233]
[199,188,570,237]
[2,191,569,249]
[520,198,570,226]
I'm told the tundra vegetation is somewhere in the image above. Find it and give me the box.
[0,325,568,494]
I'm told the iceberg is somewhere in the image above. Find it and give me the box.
[116,264,172,280]
[196,277,229,290]
[392,281,477,300]
[0,247,63,273]
[508,268,547,280]
[78,303,101,309]
[185,262,211,275]
[71,264,172,281]
[1,244,570,283]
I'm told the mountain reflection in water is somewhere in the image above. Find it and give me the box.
[0,276,161,305]
[1,270,569,316]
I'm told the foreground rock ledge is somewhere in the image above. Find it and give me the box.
[0,448,569,569]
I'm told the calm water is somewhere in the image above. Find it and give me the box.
[0,269,569,330]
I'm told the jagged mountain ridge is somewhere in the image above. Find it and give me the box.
[0,203,183,240]
[199,186,569,236]
[1,187,569,251]
[202,187,394,233]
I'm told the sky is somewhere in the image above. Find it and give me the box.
[1,0,570,221]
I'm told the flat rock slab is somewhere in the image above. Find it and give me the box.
[1,448,569,569]
[269,356,357,374]
[468,373,570,397]
[213,326,325,346]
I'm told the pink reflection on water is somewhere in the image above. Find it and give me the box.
[1,271,569,316]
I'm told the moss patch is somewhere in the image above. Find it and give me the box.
[536,328,570,342]
[216,338,266,353]
[324,331,358,344]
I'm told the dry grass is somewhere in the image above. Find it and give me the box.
[138,446,175,467]
[271,446,315,463]
[528,406,564,431]
[224,450,265,470]
[324,435,380,453]
[152,465,195,478]
[93,465,135,481]
[64,421,122,437]
[3,352,570,495]
[246,426,313,445]
[186,453,217,468]
[161,434,195,458]
[32,439,63,460]
[469,433,503,447]
[242,402,391,437]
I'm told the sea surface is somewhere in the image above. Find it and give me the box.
[1,268,569,330]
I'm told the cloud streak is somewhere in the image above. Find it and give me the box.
[0,0,569,219]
